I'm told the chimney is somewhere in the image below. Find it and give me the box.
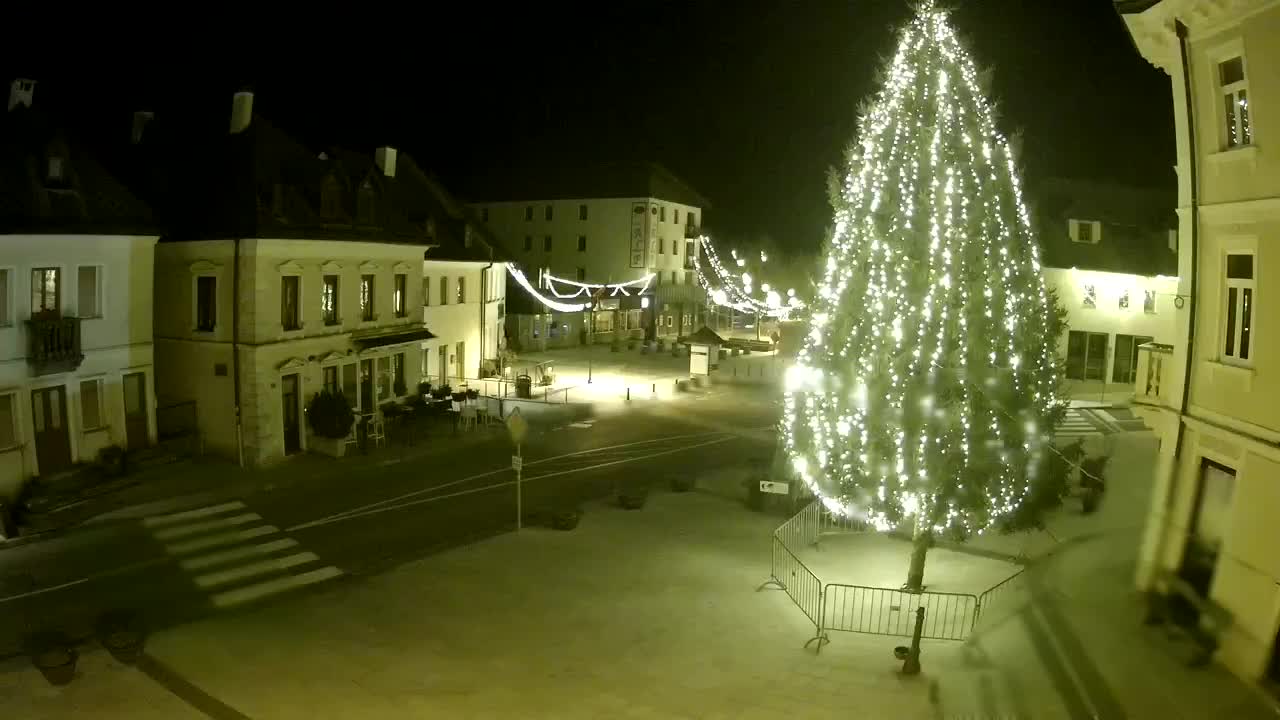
[8,78,35,111]
[375,146,397,178]
[230,91,253,134]
[131,111,154,144]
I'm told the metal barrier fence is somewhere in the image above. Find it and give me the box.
[822,584,978,642]
[762,536,827,648]
[975,567,1028,627]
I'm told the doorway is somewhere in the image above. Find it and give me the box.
[1113,334,1155,384]
[123,372,149,450]
[281,373,301,455]
[455,341,466,382]
[1066,331,1109,381]
[31,386,72,475]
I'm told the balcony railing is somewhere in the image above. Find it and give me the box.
[1134,342,1174,408]
[26,315,84,376]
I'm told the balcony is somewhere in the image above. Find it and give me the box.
[26,315,84,376]
[1134,341,1175,408]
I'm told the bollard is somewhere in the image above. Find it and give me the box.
[733,366,738,377]
[651,383,656,395]
[902,607,925,675]
[626,387,631,401]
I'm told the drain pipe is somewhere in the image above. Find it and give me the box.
[233,237,244,468]
[480,256,494,375]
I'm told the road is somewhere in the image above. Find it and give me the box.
[0,386,781,658]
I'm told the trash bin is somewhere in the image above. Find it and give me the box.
[516,374,533,399]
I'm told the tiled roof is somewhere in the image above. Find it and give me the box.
[1030,177,1177,277]
[0,105,155,235]
[465,161,710,209]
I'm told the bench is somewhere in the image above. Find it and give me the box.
[1144,570,1231,667]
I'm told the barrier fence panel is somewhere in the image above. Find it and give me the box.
[975,567,1029,628]
[822,584,977,641]
[763,535,827,648]
[775,499,820,550]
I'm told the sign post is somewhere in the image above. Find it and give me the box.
[506,408,529,531]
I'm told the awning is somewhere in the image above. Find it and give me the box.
[352,325,437,350]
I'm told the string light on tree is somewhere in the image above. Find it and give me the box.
[781,2,1067,591]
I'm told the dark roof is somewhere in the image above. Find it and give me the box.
[1114,0,1163,13]
[393,152,510,263]
[0,104,155,235]
[466,161,710,210]
[680,326,727,346]
[1030,177,1176,276]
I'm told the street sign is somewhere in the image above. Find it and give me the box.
[511,455,523,472]
[505,408,528,445]
[759,481,790,495]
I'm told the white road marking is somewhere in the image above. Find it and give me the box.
[194,552,319,588]
[153,513,262,541]
[164,525,279,555]
[210,566,343,609]
[179,538,299,571]
[142,501,247,528]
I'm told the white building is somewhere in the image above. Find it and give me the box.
[1120,0,1280,687]
[0,79,159,500]
[1032,178,1180,398]
[468,163,707,348]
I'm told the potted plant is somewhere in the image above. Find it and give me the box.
[418,381,432,400]
[306,390,355,457]
[27,632,77,686]
[466,388,480,401]
[551,506,583,530]
[433,385,452,400]
[98,445,127,478]
[617,482,648,510]
[97,610,145,665]
[656,338,667,352]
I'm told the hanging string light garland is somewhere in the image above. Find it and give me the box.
[693,235,804,319]
[507,265,654,312]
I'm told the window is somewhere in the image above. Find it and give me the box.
[47,156,63,182]
[341,363,358,410]
[0,393,16,450]
[0,268,9,326]
[377,356,391,400]
[688,212,697,227]
[660,206,666,222]
[524,236,533,252]
[456,276,466,304]
[440,277,449,305]
[1118,290,1130,311]
[394,273,407,317]
[577,235,587,252]
[80,379,104,430]
[360,274,375,321]
[281,275,301,330]
[422,276,430,307]
[685,240,694,266]
[1223,252,1254,364]
[579,204,588,221]
[1219,56,1251,148]
[393,352,405,396]
[1077,223,1092,244]
[1065,330,1108,381]
[1070,219,1100,244]
[543,235,552,252]
[1113,334,1154,384]
[77,266,101,318]
[323,365,338,395]
[1082,284,1096,309]
[1185,459,1237,596]
[544,205,553,221]
[321,275,339,325]
[659,240,665,254]
[674,209,680,225]
[196,276,216,331]
[1144,289,1157,314]
[576,267,586,282]
[32,267,60,315]
[670,270,677,285]
[525,206,533,221]
[672,240,678,255]
[481,207,489,222]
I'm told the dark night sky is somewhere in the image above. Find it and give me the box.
[12,0,1172,255]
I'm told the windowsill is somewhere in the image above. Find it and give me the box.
[1205,359,1255,388]
[192,328,217,335]
[0,444,20,455]
[1207,145,1258,163]
[77,315,104,321]
[83,425,109,434]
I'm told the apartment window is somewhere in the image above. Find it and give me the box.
[341,363,358,410]
[1082,284,1096,309]
[481,207,489,222]
[688,212,697,227]
[543,235,552,252]
[440,277,449,305]
[393,352,405,395]
[1113,334,1154,384]
[674,209,680,225]
[661,206,668,222]
[279,275,301,330]
[659,240,665,254]
[525,206,533,221]
[1118,290,1130,311]
[1144,289,1157,314]
[456,276,466,304]
[78,378,104,430]
[1223,252,1254,364]
[576,267,586,282]
[0,393,16,449]
[377,356,391,400]
[1065,330,1108,381]
[196,276,216,331]
[394,273,407,317]
[577,235,587,252]
[77,266,101,318]
[0,268,9,326]
[685,240,695,265]
[672,240,679,255]
[32,267,60,315]
[323,365,338,395]
[360,274,375,321]
[1219,56,1251,148]
[544,205,553,221]
[670,270,677,285]
[422,276,430,307]
[524,236,533,252]
[322,275,339,326]
[579,204,588,221]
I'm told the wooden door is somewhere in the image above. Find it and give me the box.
[123,372,149,450]
[31,386,72,474]
[281,373,301,455]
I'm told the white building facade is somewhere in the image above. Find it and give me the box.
[420,257,506,387]
[1120,0,1280,687]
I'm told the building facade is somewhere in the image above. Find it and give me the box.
[0,79,159,499]
[1032,178,1180,396]
[468,163,707,349]
[1120,0,1280,687]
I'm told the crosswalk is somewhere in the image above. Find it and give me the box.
[142,501,343,609]
[1053,407,1107,445]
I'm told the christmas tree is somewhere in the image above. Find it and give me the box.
[782,2,1067,591]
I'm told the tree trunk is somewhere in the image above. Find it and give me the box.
[904,515,930,592]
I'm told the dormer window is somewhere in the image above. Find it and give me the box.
[320,175,344,221]
[356,179,377,225]
[47,156,63,181]
[1070,219,1100,245]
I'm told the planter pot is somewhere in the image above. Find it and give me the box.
[618,489,648,510]
[656,340,666,351]
[670,476,694,493]
[32,647,77,686]
[551,510,582,530]
[893,646,910,661]
[627,340,637,350]
[671,345,681,357]
[640,345,649,355]
[310,435,347,458]
[102,629,145,665]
